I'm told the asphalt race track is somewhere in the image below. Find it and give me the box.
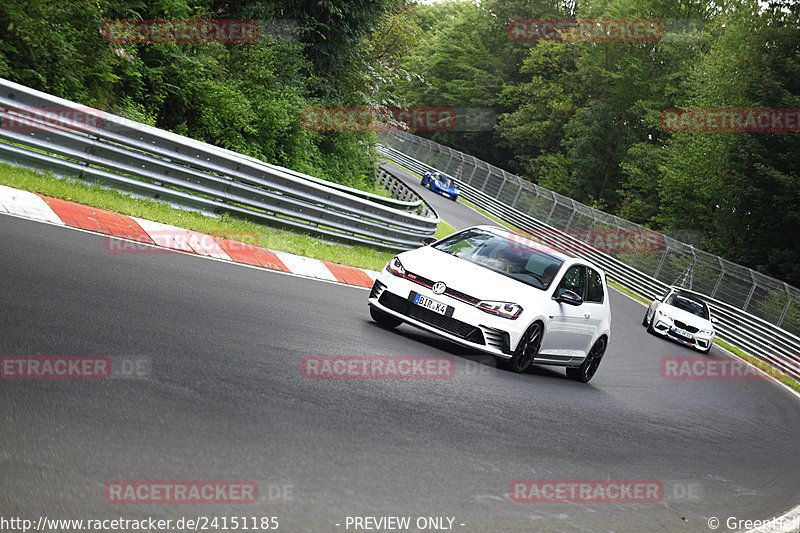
[2,182,800,532]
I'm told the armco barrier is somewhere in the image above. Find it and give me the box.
[378,140,800,383]
[0,78,438,251]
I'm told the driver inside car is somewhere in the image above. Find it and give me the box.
[495,248,527,274]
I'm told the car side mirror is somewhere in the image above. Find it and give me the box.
[710,317,719,325]
[554,290,583,306]
[422,237,437,246]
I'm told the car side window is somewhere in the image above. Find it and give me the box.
[555,265,586,299]
[586,268,604,303]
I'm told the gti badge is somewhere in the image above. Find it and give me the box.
[432,281,447,295]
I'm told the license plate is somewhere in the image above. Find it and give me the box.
[414,293,448,315]
[673,327,693,338]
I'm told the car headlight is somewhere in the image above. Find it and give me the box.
[477,300,523,320]
[387,256,406,277]
[657,309,673,322]
[699,328,714,336]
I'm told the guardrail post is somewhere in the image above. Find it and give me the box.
[778,292,792,327]
[496,173,507,200]
[710,260,725,299]
[563,200,578,230]
[480,169,492,191]
[545,198,558,225]
[466,159,478,185]
[652,244,669,280]
[527,188,540,215]
[743,274,758,312]
[510,183,523,209]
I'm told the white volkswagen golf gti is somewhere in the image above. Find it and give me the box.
[368,226,612,382]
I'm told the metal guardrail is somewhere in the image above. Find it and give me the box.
[0,78,439,251]
[379,141,800,383]
[376,165,436,219]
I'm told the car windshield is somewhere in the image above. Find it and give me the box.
[665,293,709,320]
[435,175,453,187]
[433,228,564,290]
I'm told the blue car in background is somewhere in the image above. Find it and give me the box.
[421,171,460,201]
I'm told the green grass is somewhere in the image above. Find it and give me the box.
[435,220,456,239]
[608,280,652,306]
[713,338,800,393]
[0,163,401,271]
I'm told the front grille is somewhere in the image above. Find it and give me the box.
[378,291,485,344]
[404,270,481,306]
[674,320,699,333]
[404,271,434,288]
[444,286,480,306]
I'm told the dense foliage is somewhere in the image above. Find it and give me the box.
[0,0,417,192]
[396,0,800,286]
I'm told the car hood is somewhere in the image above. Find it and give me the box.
[398,246,548,305]
[659,304,713,329]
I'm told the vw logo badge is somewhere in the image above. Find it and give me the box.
[432,281,447,295]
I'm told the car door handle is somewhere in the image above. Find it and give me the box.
[584,313,591,318]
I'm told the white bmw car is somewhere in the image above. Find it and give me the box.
[642,287,717,353]
[368,226,612,382]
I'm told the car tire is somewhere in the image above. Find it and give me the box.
[698,344,712,355]
[370,307,403,329]
[642,311,649,327]
[497,322,542,373]
[450,196,458,202]
[646,311,657,335]
[566,337,606,383]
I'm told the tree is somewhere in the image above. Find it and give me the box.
[658,0,800,285]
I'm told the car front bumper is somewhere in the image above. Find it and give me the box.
[651,317,714,351]
[430,185,459,199]
[368,270,528,360]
